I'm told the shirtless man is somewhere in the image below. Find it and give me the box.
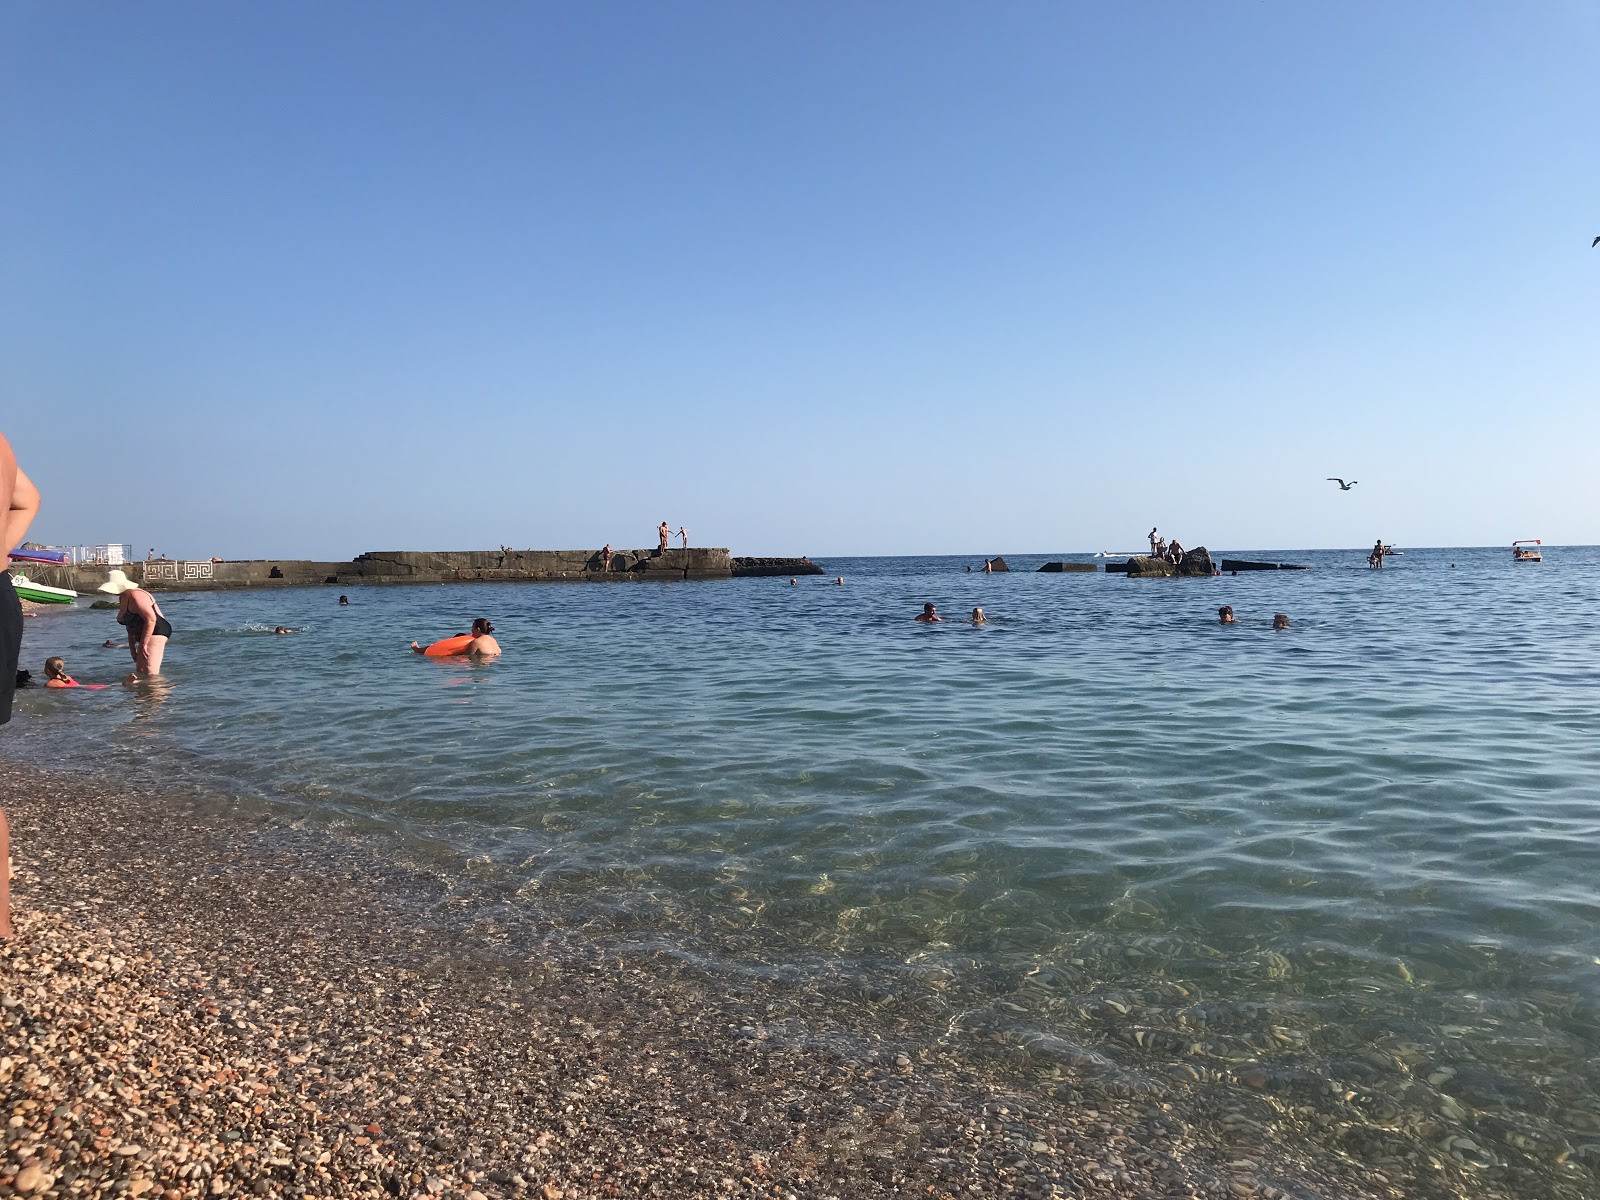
[678,526,688,549]
[2,430,43,939]
[658,521,670,552]
[914,603,942,623]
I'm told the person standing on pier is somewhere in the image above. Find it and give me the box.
[601,544,612,573]
[1149,527,1159,555]
[2,429,43,939]
[678,526,688,549]
[658,521,670,552]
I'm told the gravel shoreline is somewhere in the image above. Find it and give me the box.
[0,762,1574,1199]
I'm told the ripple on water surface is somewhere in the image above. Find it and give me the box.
[9,545,1600,1192]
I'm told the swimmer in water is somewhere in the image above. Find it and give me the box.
[412,617,501,657]
[101,640,118,649]
[338,594,349,606]
[273,626,294,635]
[1273,613,1290,630]
[836,577,844,586]
[970,607,986,625]
[43,657,78,688]
[1218,606,1236,624]
[465,617,501,656]
[915,603,942,623]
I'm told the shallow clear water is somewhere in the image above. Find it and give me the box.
[9,545,1600,1181]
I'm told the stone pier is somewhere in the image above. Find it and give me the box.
[22,549,825,594]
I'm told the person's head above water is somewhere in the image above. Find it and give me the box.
[1273,613,1290,629]
[971,607,986,624]
[471,618,494,635]
[1218,606,1235,624]
[338,594,349,605]
[915,603,942,622]
[44,656,67,679]
[274,626,292,635]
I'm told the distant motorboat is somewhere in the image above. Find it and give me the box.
[1094,551,1144,558]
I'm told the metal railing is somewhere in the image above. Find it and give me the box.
[39,544,134,566]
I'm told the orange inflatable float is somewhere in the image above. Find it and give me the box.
[422,634,474,657]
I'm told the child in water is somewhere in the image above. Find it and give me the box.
[1218,606,1236,624]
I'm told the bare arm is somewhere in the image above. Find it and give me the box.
[0,433,40,554]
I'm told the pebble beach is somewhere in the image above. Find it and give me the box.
[3,759,1584,1200]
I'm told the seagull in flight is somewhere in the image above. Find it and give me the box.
[1327,477,1358,491]
[1593,235,1599,247]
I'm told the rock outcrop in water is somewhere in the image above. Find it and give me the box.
[1120,547,1215,577]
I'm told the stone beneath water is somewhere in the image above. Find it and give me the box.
[1122,548,1215,578]
[1037,562,1096,573]
[90,599,119,609]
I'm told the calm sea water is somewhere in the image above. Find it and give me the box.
[8,546,1600,1181]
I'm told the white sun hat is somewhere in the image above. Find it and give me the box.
[97,569,140,595]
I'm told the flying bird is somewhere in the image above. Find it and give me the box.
[1327,477,1358,491]
[1593,235,1599,247]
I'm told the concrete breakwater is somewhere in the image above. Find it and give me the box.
[23,549,824,594]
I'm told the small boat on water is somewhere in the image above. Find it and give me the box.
[1094,551,1144,558]
[1512,539,1543,563]
[8,574,78,604]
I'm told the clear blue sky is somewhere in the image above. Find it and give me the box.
[3,2,1597,558]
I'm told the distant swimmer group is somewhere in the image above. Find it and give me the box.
[1218,604,1290,629]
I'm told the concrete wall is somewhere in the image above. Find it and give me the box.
[23,548,753,594]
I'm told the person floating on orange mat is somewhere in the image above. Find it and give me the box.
[412,617,501,658]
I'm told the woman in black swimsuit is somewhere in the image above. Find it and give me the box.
[99,570,172,676]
